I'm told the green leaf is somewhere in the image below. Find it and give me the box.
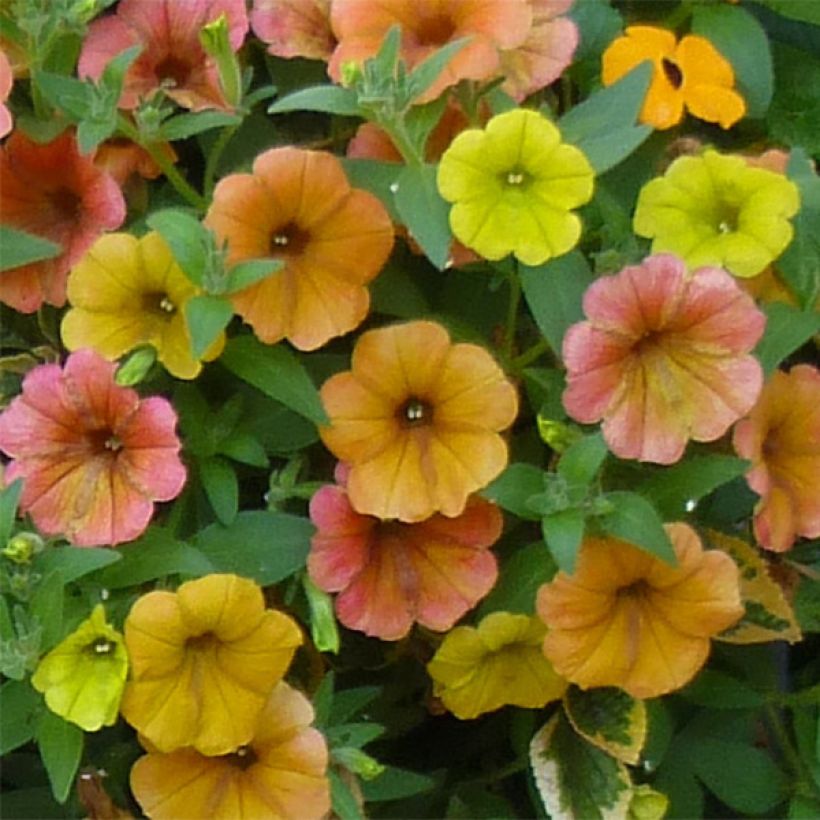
[34,70,92,120]
[146,209,208,287]
[224,258,283,294]
[37,710,84,804]
[218,431,269,467]
[95,527,214,588]
[362,767,438,802]
[341,159,401,221]
[406,36,471,101]
[557,432,608,487]
[521,251,594,354]
[0,226,61,273]
[77,118,117,155]
[330,686,381,725]
[329,769,365,820]
[394,163,452,269]
[184,294,233,359]
[0,679,40,754]
[638,455,750,519]
[268,85,361,116]
[754,303,820,376]
[34,546,121,585]
[558,62,653,174]
[767,44,820,159]
[599,491,676,565]
[0,478,23,546]
[678,669,766,710]
[691,5,773,118]
[220,335,327,426]
[99,44,141,95]
[160,110,242,140]
[542,508,586,574]
[530,712,633,820]
[481,463,545,521]
[30,570,64,653]
[479,541,558,616]
[199,456,239,526]
[193,510,312,585]
[755,0,820,24]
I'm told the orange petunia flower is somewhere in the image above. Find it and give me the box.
[0,130,126,313]
[319,320,518,522]
[308,477,501,640]
[329,0,533,103]
[733,365,820,553]
[204,146,394,351]
[130,681,330,820]
[120,574,302,756]
[0,349,185,547]
[251,0,335,61]
[536,524,744,699]
[562,253,765,464]
[602,25,746,130]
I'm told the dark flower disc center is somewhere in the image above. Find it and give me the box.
[50,186,83,222]
[227,745,259,770]
[416,14,457,47]
[87,637,116,656]
[155,54,192,88]
[399,398,433,428]
[269,222,309,258]
[87,428,123,454]
[143,291,177,316]
[661,58,684,89]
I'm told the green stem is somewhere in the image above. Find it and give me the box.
[763,703,807,784]
[203,124,238,197]
[511,338,552,372]
[502,266,522,365]
[377,115,424,166]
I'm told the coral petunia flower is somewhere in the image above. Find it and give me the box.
[733,365,820,553]
[308,480,501,641]
[120,574,303,756]
[78,0,249,111]
[633,149,800,279]
[0,130,126,313]
[61,232,225,380]
[329,0,532,103]
[602,25,746,130]
[204,146,394,351]
[562,254,765,464]
[31,604,128,732]
[536,524,744,699]
[130,681,330,820]
[427,612,567,719]
[251,0,335,61]
[0,47,13,138]
[437,108,594,266]
[319,320,518,522]
[0,349,186,547]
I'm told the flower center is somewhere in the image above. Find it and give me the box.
[49,186,82,221]
[716,203,740,234]
[502,168,530,189]
[87,428,123,455]
[186,631,219,652]
[661,57,684,90]
[155,54,192,88]
[620,579,650,600]
[269,222,309,258]
[398,398,432,428]
[415,13,456,46]
[143,292,177,317]
[226,745,259,770]
[86,637,116,656]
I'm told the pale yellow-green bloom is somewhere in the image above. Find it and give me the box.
[633,149,800,278]
[61,231,224,379]
[31,604,128,731]
[437,108,594,266]
[427,611,566,720]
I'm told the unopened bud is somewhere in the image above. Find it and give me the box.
[3,532,44,565]
[200,14,242,108]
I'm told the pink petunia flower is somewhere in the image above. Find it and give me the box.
[0,47,13,138]
[0,349,186,547]
[308,476,502,641]
[78,0,249,111]
[0,130,125,313]
[251,0,335,61]
[562,254,766,464]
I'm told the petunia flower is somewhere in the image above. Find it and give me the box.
[61,232,225,380]
[0,130,126,313]
[633,149,800,278]
[251,0,335,61]
[319,320,518,522]
[93,137,175,188]
[204,146,394,351]
[130,681,330,820]
[308,480,501,641]
[437,108,594,266]
[427,612,567,719]
[329,0,532,104]
[602,25,746,130]
[120,573,303,756]
[733,365,820,553]
[0,47,13,138]
[78,0,249,111]
[536,524,744,699]
[0,349,186,547]
[31,604,128,732]
[562,253,765,464]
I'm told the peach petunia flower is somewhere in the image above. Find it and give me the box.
[308,479,501,640]
[733,365,820,553]
[130,681,330,820]
[251,0,335,61]
[602,25,746,130]
[0,47,13,138]
[120,574,303,756]
[0,130,126,313]
[78,0,249,111]
[562,254,765,464]
[204,146,394,351]
[427,611,567,719]
[536,524,744,699]
[0,349,186,547]
[319,320,518,522]
[329,0,533,104]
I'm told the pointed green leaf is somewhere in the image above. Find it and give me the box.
[406,36,471,102]
[34,71,93,120]
[542,508,586,574]
[37,711,84,804]
[0,679,40,755]
[754,302,820,376]
[0,478,23,546]
[479,541,558,616]
[362,767,438,802]
[34,546,121,585]
[224,258,283,294]
[147,209,209,286]
[558,432,608,487]
[160,110,242,140]
[394,163,452,269]
[30,570,64,652]
[0,226,61,273]
[184,294,233,359]
[481,463,545,521]
[268,85,361,116]
[599,491,676,565]
[199,456,239,526]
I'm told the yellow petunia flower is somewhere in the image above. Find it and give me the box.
[427,611,567,720]
[31,604,128,732]
[633,149,800,278]
[61,231,225,380]
[437,108,594,266]
[602,25,746,130]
